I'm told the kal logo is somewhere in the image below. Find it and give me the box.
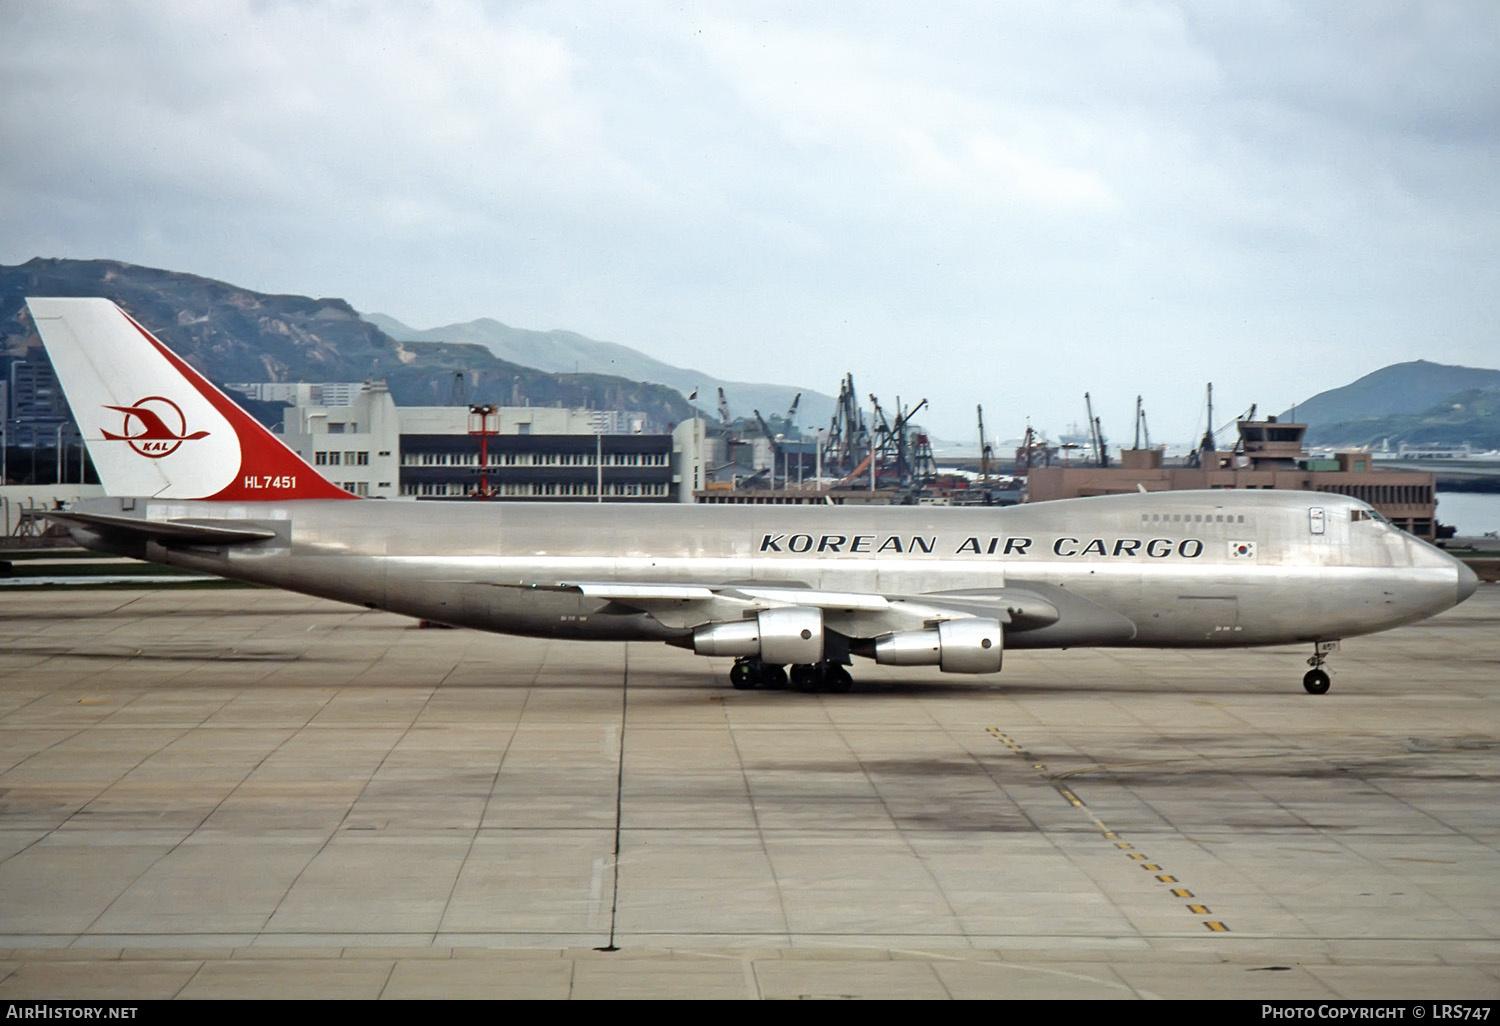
[101,396,210,458]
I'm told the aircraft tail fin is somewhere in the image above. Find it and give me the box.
[25,297,354,501]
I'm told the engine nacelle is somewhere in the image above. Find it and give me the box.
[693,606,824,665]
[874,618,1003,674]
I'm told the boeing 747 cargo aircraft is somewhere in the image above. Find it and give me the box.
[26,298,1479,694]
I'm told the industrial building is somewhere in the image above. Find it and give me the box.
[279,381,692,502]
[1026,418,1441,537]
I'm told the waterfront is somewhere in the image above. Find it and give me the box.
[1437,491,1500,537]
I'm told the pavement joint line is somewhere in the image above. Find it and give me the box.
[986,726,1231,934]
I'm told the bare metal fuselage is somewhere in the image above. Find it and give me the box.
[65,490,1474,658]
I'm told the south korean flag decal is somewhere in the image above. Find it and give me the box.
[1229,540,1257,559]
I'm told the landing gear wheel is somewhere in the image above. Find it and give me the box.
[1303,640,1338,695]
[788,662,853,693]
[730,659,758,690]
[789,663,823,692]
[731,659,789,691]
[824,664,854,693]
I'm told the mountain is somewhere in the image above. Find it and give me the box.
[366,312,833,431]
[0,258,699,429]
[1283,360,1500,427]
[1303,389,1500,451]
[1281,360,1500,449]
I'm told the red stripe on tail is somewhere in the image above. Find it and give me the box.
[121,312,356,501]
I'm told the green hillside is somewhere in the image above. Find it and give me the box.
[1281,359,1500,449]
[366,311,832,429]
[1307,388,1500,450]
[1284,360,1500,423]
[0,258,697,428]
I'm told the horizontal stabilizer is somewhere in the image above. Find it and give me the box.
[44,510,279,546]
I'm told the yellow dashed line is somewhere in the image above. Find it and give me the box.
[986,727,1226,932]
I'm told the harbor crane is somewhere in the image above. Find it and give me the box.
[977,405,993,485]
[1133,396,1152,451]
[1084,392,1110,468]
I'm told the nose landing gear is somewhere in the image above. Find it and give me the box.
[1303,640,1339,694]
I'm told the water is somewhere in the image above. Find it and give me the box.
[1436,491,1500,538]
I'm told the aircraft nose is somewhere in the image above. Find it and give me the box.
[1457,560,1480,605]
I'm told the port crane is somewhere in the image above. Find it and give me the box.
[977,405,993,485]
[1084,392,1110,468]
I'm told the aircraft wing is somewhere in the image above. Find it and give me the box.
[506,579,1068,637]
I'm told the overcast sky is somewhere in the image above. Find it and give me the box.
[3,1,1497,442]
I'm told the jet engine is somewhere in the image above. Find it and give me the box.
[692,606,824,665]
[873,618,1003,673]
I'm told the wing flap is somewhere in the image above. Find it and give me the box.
[499,580,1062,636]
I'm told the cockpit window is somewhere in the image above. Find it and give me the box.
[1351,507,1387,523]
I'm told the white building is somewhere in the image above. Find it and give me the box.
[280,383,686,502]
[229,382,365,407]
[279,381,402,497]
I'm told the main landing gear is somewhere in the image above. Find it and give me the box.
[730,657,852,693]
[1303,640,1339,695]
[729,658,787,690]
[790,662,854,693]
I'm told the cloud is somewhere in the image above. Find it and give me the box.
[2,0,1496,441]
